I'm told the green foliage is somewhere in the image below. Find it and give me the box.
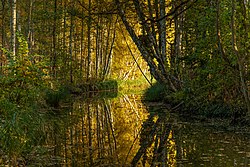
[0,98,48,164]
[164,0,249,117]
[0,33,48,104]
[45,86,70,108]
[96,79,118,91]
[118,76,152,94]
[143,82,166,102]
[0,33,51,164]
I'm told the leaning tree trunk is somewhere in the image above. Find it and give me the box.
[114,0,178,92]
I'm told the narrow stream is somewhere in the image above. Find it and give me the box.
[24,94,250,166]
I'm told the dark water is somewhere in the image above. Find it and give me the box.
[7,94,250,166]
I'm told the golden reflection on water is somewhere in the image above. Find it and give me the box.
[42,94,250,167]
[57,94,149,166]
[1,93,250,166]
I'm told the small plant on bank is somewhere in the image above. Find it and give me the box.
[143,82,166,102]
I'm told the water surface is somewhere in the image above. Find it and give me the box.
[23,94,250,166]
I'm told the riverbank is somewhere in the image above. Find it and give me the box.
[0,78,150,166]
[0,78,121,166]
[1,80,250,166]
[143,82,250,127]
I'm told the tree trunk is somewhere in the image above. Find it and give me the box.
[159,0,167,62]
[27,0,34,55]
[1,0,6,71]
[69,1,74,83]
[52,0,57,77]
[80,3,84,80]
[87,0,92,81]
[11,0,17,58]
[103,20,116,79]
[63,0,67,80]
[95,16,100,78]
[173,0,184,76]
[115,0,177,91]
[102,19,111,79]
[231,0,250,115]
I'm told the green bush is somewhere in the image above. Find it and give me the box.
[143,82,166,102]
[45,86,70,108]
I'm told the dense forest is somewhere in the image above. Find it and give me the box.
[0,0,249,165]
[114,0,249,116]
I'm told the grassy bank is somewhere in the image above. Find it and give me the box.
[143,82,249,125]
[117,76,153,94]
[0,79,119,165]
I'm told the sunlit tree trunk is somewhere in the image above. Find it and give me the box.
[80,4,84,80]
[103,18,116,79]
[1,0,6,71]
[102,20,111,79]
[27,0,33,55]
[69,1,75,83]
[62,0,67,80]
[87,0,92,81]
[105,30,115,78]
[95,19,100,78]
[115,0,178,91]
[11,0,17,58]
[99,18,104,78]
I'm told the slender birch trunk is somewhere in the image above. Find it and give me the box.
[11,0,17,58]
[87,0,92,81]
[1,0,6,70]
[69,1,74,83]
[27,0,33,55]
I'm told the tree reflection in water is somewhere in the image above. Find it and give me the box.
[49,94,148,166]
[4,94,249,166]
[131,111,173,167]
[132,107,250,167]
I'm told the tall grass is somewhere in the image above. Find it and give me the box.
[118,76,153,94]
[0,98,48,165]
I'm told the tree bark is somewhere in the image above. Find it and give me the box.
[69,0,74,83]
[159,0,167,62]
[87,0,92,81]
[95,14,100,78]
[27,0,33,55]
[103,21,116,79]
[80,2,84,80]
[1,0,6,70]
[11,0,17,58]
[115,0,178,91]
[52,0,57,77]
